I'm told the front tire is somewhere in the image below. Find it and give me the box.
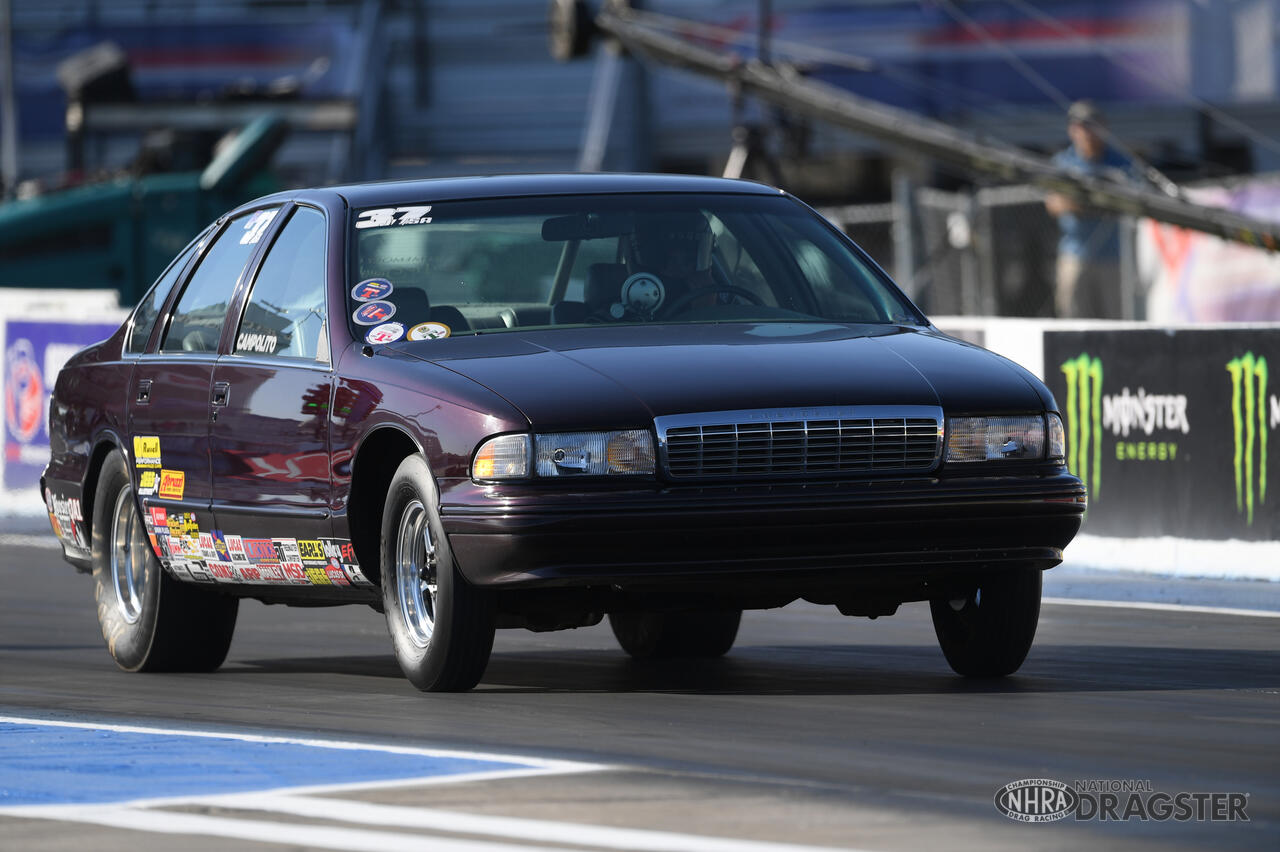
[381,454,495,691]
[609,610,741,659]
[929,568,1042,677]
[91,450,237,672]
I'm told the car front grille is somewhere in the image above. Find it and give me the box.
[655,406,943,479]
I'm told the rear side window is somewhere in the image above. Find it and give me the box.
[128,239,199,353]
[235,207,328,361]
[160,208,279,353]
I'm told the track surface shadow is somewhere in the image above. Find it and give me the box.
[232,644,1280,695]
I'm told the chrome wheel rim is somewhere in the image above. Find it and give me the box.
[110,486,148,624]
[395,499,437,648]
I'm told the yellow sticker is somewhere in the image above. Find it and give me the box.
[133,436,162,468]
[297,539,325,561]
[305,566,331,585]
[139,470,157,490]
[158,469,185,500]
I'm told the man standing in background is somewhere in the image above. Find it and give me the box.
[1044,100,1135,318]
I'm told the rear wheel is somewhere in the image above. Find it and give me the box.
[929,568,1042,677]
[609,610,741,659]
[91,450,237,672]
[381,454,495,691]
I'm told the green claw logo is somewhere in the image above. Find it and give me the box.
[1061,353,1103,499]
[1226,353,1268,525]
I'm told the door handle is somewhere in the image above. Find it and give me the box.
[212,382,230,407]
[135,379,152,405]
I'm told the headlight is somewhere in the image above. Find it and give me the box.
[945,415,1046,463]
[472,434,531,480]
[1047,412,1066,461]
[472,430,655,480]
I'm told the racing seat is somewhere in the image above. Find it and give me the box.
[584,263,626,318]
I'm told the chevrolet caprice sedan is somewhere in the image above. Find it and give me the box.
[43,174,1085,691]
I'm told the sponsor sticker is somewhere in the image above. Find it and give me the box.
[243,538,276,563]
[273,538,302,563]
[354,206,432,229]
[226,534,249,565]
[236,331,278,354]
[325,563,350,585]
[408,322,451,341]
[366,322,405,345]
[208,561,237,582]
[353,300,396,326]
[211,531,233,563]
[352,278,394,302]
[280,561,308,584]
[257,563,286,583]
[297,539,326,563]
[305,566,332,585]
[137,469,158,496]
[240,209,279,245]
[198,533,218,562]
[133,436,162,468]
[157,469,185,500]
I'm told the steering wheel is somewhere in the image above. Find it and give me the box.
[659,285,764,317]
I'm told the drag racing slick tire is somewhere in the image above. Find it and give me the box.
[91,450,238,672]
[929,567,1042,677]
[608,610,742,659]
[381,454,496,692]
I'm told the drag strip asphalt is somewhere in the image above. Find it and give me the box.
[1,540,1276,851]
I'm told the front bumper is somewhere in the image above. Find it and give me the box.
[440,471,1086,591]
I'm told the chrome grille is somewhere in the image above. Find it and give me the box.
[656,406,943,479]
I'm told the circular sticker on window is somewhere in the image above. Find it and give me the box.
[407,322,451,341]
[352,278,394,302]
[366,322,405,345]
[353,300,396,326]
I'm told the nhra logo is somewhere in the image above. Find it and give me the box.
[995,779,1077,823]
[1226,352,1276,525]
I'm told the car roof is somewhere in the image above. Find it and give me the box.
[251,173,785,211]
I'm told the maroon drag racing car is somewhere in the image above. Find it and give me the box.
[43,173,1084,691]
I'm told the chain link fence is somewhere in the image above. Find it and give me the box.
[821,183,1138,319]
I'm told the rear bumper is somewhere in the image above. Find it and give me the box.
[441,472,1086,591]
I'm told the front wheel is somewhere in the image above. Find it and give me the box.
[91,450,237,672]
[609,610,741,659]
[381,454,495,691]
[929,568,1042,677]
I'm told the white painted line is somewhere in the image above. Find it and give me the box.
[0,715,605,774]
[1043,597,1280,619]
[0,533,59,549]
[199,793,864,852]
[0,806,583,852]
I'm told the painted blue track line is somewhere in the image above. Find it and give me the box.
[0,721,532,807]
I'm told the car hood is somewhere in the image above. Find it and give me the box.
[390,323,1046,429]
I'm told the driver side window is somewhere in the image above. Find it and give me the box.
[160,208,279,353]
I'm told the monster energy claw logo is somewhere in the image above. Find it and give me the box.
[1061,353,1103,499]
[1226,353,1268,525]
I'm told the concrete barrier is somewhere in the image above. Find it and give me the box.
[1,289,127,514]
[935,316,1280,580]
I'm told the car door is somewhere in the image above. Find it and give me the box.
[208,205,350,587]
[129,206,281,583]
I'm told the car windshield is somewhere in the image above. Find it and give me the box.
[347,193,923,340]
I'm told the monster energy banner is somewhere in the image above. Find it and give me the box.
[1044,330,1278,540]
